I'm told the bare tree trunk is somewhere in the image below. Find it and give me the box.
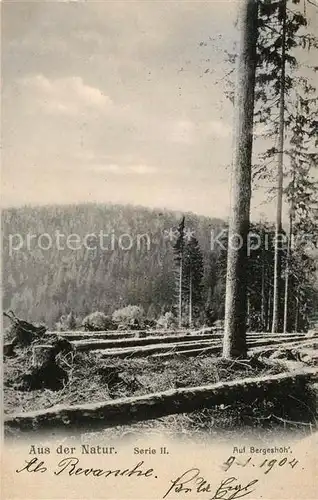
[267,288,272,332]
[283,161,296,333]
[261,228,266,330]
[178,257,183,328]
[283,210,293,333]
[189,269,193,328]
[223,0,259,359]
[247,292,250,330]
[295,288,299,332]
[272,0,287,333]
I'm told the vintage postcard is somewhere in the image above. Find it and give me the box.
[1,0,318,499]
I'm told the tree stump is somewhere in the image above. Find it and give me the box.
[32,344,53,367]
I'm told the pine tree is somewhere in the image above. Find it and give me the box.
[216,0,318,333]
[173,216,186,328]
[204,252,218,326]
[184,236,204,326]
[255,0,318,332]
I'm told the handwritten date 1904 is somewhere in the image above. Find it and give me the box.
[163,468,258,500]
[223,455,299,475]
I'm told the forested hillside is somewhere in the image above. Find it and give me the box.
[2,203,226,327]
[3,203,317,330]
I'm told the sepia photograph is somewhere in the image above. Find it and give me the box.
[1,0,318,498]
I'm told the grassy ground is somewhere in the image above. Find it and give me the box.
[4,345,317,439]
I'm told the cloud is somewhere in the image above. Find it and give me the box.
[205,120,232,139]
[169,119,232,145]
[90,163,158,175]
[19,74,112,116]
[170,120,196,144]
[129,164,157,174]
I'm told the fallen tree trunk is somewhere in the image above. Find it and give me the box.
[249,339,317,355]
[47,327,214,337]
[46,331,309,342]
[46,331,137,341]
[5,369,317,433]
[153,339,315,360]
[96,339,221,358]
[73,332,217,351]
[79,334,312,355]
[5,335,315,360]
[75,333,310,352]
[152,346,220,358]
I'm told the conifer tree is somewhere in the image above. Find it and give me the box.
[173,216,185,328]
[218,0,318,333]
[184,236,204,326]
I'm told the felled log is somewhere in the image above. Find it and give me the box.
[96,339,221,358]
[46,330,309,343]
[4,368,318,433]
[73,332,217,351]
[152,346,220,358]
[249,339,317,357]
[74,332,309,352]
[46,331,137,341]
[76,335,313,359]
[6,334,311,361]
[153,337,316,360]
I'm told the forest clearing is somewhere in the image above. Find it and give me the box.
[4,322,318,438]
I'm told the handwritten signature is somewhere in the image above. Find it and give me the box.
[211,477,259,500]
[163,468,258,499]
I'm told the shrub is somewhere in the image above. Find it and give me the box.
[156,311,176,330]
[112,305,144,330]
[82,312,116,331]
[56,311,79,331]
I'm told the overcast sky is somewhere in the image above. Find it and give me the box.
[2,0,317,221]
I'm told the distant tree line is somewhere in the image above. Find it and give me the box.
[2,203,316,333]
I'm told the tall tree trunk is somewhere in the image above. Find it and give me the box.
[283,213,292,333]
[272,0,287,333]
[261,228,266,330]
[283,162,296,333]
[268,288,272,332]
[295,291,299,332]
[178,257,183,328]
[223,0,258,359]
[189,269,193,328]
[247,293,250,330]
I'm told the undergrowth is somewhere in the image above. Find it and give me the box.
[4,348,317,438]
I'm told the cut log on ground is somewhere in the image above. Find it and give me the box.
[4,369,318,433]
[46,330,309,342]
[74,333,312,352]
[4,334,316,360]
[152,346,221,358]
[249,339,317,356]
[153,338,317,360]
[47,328,214,337]
[96,339,221,358]
[73,332,217,351]
[81,335,315,357]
